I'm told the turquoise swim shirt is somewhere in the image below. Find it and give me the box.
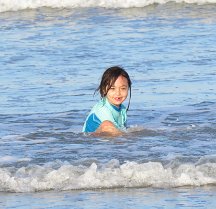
[82,97,127,133]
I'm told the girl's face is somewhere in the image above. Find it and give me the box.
[106,75,129,107]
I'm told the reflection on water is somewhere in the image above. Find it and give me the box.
[1,187,216,208]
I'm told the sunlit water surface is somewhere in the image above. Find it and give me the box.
[0,3,216,209]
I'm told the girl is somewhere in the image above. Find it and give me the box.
[82,66,132,136]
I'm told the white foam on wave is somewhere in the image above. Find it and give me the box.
[0,0,216,13]
[0,155,31,164]
[0,159,216,192]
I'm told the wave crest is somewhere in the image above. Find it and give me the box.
[1,0,216,13]
[1,159,216,192]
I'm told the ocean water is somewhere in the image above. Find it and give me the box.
[0,0,216,208]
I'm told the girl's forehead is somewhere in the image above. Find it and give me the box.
[113,75,128,85]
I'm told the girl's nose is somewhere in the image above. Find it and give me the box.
[116,88,121,95]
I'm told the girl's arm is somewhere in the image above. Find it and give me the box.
[95,120,123,136]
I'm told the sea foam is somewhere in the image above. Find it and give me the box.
[0,0,216,13]
[0,159,216,192]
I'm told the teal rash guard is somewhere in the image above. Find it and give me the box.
[82,97,127,133]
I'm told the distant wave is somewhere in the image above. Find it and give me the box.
[0,158,216,192]
[0,0,216,13]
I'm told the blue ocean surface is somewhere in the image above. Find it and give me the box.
[0,0,216,208]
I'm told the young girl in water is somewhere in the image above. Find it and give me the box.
[82,66,132,136]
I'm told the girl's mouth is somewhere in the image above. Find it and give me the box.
[114,97,122,101]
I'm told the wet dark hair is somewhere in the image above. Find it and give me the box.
[95,66,132,111]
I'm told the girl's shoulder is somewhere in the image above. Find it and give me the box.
[93,99,110,112]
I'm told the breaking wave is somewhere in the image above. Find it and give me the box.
[1,158,216,192]
[1,0,216,13]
